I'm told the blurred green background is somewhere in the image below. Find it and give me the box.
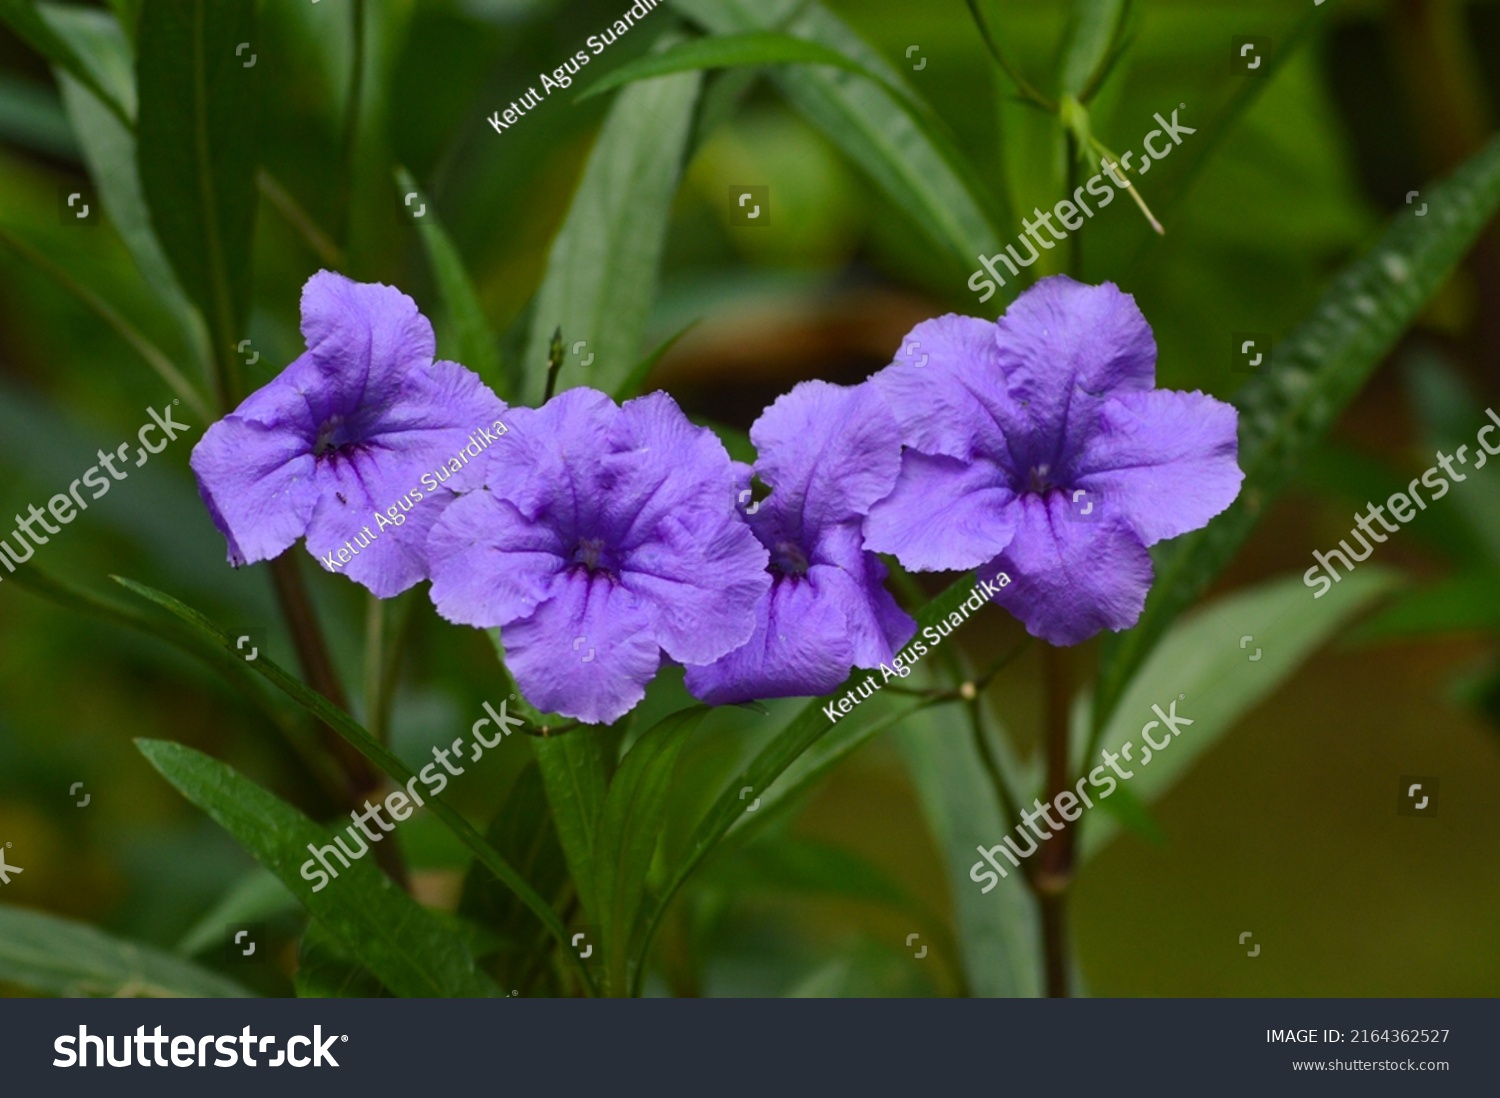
[0,0,1497,996]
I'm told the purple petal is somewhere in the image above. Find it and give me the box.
[863,450,1019,571]
[299,271,436,406]
[502,571,663,724]
[751,380,902,535]
[870,314,1015,461]
[812,523,916,666]
[993,276,1156,472]
[190,414,319,566]
[621,508,770,665]
[1072,388,1242,547]
[427,490,565,627]
[684,569,856,704]
[301,359,508,596]
[982,494,1154,646]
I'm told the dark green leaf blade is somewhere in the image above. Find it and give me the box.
[0,903,252,997]
[1095,131,1500,732]
[395,165,502,392]
[592,705,707,995]
[520,54,701,402]
[533,731,611,924]
[111,576,588,989]
[137,738,501,998]
[578,30,911,107]
[0,0,131,123]
[136,0,257,400]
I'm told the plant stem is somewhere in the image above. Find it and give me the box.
[333,0,367,253]
[1035,643,1074,997]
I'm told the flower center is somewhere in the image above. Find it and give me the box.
[313,416,358,461]
[571,536,618,579]
[770,539,810,578]
[1027,464,1054,494]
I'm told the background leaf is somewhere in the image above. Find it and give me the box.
[1095,130,1500,732]
[135,0,257,401]
[137,738,503,998]
[592,705,706,995]
[0,903,251,997]
[1082,567,1401,861]
[519,56,701,402]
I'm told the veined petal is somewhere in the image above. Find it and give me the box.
[299,271,436,408]
[1073,388,1242,546]
[427,490,565,627]
[863,451,1019,571]
[503,571,662,724]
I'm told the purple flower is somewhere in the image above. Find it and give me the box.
[864,276,1242,646]
[190,272,507,597]
[685,381,915,704]
[425,387,770,724]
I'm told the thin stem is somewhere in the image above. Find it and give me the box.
[267,555,406,890]
[0,226,212,420]
[1035,644,1074,998]
[362,592,385,742]
[968,696,1021,833]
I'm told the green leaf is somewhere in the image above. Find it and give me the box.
[1095,130,1500,733]
[0,0,131,124]
[136,0,258,402]
[1082,568,1400,862]
[632,574,978,990]
[593,706,707,995]
[1059,0,1129,100]
[671,0,1002,269]
[138,738,502,998]
[613,319,700,402]
[519,52,701,402]
[176,867,297,956]
[1352,571,1500,642]
[395,165,502,392]
[578,30,913,108]
[458,763,569,993]
[294,920,387,998]
[0,903,251,998]
[112,576,589,989]
[894,704,1042,997]
[533,731,612,923]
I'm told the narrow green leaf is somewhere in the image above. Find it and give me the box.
[894,704,1042,997]
[395,165,502,392]
[138,738,502,998]
[519,54,701,402]
[1058,0,1128,99]
[1352,571,1500,642]
[0,903,252,997]
[613,319,700,402]
[671,0,1003,268]
[136,0,257,403]
[533,732,612,923]
[593,706,706,994]
[294,921,387,998]
[1095,131,1500,733]
[578,30,913,108]
[0,0,131,124]
[51,6,212,379]
[112,576,592,991]
[633,574,978,988]
[176,867,296,956]
[1083,568,1400,862]
[458,763,569,994]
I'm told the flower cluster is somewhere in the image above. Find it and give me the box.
[192,272,1242,722]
